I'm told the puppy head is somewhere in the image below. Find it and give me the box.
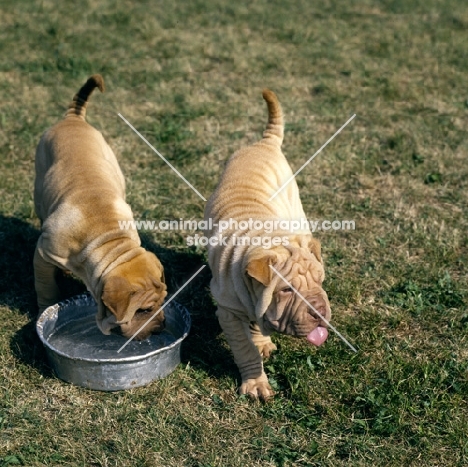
[245,237,331,343]
[98,251,167,340]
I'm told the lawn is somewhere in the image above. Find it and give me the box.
[0,0,467,465]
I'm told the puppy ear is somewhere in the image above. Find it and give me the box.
[246,256,274,286]
[101,276,134,322]
[309,238,322,263]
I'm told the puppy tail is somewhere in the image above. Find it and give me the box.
[262,89,284,146]
[65,74,105,120]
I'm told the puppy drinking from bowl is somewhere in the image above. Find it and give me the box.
[34,75,167,340]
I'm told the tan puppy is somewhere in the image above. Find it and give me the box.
[34,75,167,340]
[204,90,331,399]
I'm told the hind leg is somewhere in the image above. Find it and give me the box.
[34,244,61,313]
[249,322,277,359]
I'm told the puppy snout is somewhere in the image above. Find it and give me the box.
[152,314,166,330]
[137,308,166,332]
[113,309,166,341]
[307,294,330,322]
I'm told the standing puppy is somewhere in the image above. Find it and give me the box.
[204,90,331,399]
[34,75,167,340]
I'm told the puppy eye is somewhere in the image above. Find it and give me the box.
[136,308,152,314]
[279,287,293,294]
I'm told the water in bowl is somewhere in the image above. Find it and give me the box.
[48,312,177,359]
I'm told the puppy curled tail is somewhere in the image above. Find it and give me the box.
[65,74,105,120]
[261,89,284,146]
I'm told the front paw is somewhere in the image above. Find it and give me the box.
[240,375,274,400]
[255,341,277,359]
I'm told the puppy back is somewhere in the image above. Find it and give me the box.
[261,89,284,146]
[65,74,105,120]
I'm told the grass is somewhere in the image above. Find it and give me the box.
[0,0,467,465]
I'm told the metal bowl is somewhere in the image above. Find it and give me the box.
[36,293,191,391]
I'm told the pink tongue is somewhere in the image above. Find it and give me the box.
[306,327,328,346]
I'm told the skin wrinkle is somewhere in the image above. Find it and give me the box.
[252,241,329,335]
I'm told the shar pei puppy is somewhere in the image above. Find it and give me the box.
[34,74,167,340]
[204,89,331,399]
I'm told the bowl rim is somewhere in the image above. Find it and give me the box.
[36,293,191,363]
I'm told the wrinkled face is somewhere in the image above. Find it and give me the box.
[246,238,331,343]
[98,252,167,340]
[262,261,330,336]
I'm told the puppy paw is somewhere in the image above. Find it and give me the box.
[240,376,274,400]
[255,341,277,359]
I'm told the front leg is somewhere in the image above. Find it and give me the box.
[216,306,274,399]
[249,322,277,358]
[34,243,61,313]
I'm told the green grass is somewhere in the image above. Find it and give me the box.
[1,0,467,465]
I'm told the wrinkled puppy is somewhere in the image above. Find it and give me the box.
[34,75,167,340]
[204,90,331,399]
